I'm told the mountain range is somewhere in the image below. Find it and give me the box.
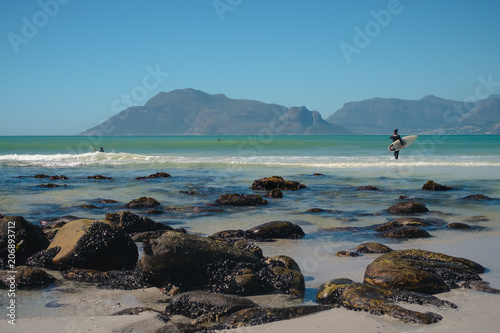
[80,89,500,136]
[327,95,500,134]
[80,89,350,136]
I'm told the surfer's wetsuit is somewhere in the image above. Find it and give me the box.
[389,134,404,159]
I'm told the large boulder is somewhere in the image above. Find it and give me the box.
[140,231,304,297]
[140,231,259,272]
[364,249,485,294]
[140,231,260,290]
[47,219,138,270]
[105,211,172,234]
[316,278,456,324]
[251,176,306,191]
[0,215,49,269]
[386,201,429,215]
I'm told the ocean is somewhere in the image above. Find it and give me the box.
[1,135,500,318]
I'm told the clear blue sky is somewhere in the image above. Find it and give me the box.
[1,0,500,135]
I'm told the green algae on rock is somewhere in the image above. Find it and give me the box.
[316,278,456,324]
[364,249,486,294]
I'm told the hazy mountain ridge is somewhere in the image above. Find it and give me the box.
[326,95,500,134]
[80,89,351,136]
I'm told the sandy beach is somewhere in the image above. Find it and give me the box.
[3,233,499,333]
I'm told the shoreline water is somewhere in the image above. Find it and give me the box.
[1,135,500,332]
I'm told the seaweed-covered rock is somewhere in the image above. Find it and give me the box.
[355,242,393,254]
[251,176,306,191]
[221,305,329,329]
[38,183,66,188]
[136,172,171,180]
[105,211,172,234]
[462,194,493,201]
[0,215,50,269]
[422,180,453,191]
[126,197,161,209]
[364,249,485,294]
[316,278,456,324]
[247,221,305,240]
[47,219,138,270]
[214,193,268,206]
[386,201,429,215]
[357,185,380,191]
[165,291,257,319]
[62,267,161,290]
[87,175,113,180]
[0,266,56,289]
[379,227,431,239]
[28,174,68,180]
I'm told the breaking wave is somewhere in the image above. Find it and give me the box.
[1,152,499,169]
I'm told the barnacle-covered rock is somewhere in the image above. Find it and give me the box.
[251,176,306,191]
[316,278,456,324]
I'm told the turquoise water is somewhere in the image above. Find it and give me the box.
[1,135,500,167]
[1,135,499,223]
[1,135,500,316]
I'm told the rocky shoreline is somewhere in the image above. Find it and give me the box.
[1,176,499,332]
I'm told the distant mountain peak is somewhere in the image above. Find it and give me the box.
[420,95,444,101]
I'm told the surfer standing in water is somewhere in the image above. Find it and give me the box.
[389,129,404,159]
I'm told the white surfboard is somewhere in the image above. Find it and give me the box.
[388,135,417,152]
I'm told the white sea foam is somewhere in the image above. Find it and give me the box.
[1,152,499,169]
